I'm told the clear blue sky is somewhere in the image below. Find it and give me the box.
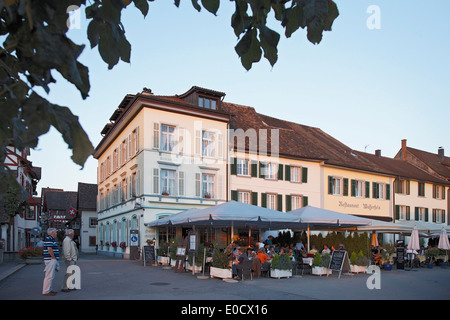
[30,1,450,195]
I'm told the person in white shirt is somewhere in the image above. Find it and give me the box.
[61,229,79,292]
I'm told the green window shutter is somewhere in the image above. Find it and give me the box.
[251,161,258,177]
[302,196,308,207]
[406,206,410,220]
[343,178,349,196]
[442,210,446,224]
[365,181,370,198]
[395,205,400,220]
[425,208,429,222]
[231,190,238,201]
[372,182,378,199]
[277,194,283,211]
[230,157,237,175]
[285,195,292,212]
[406,180,410,195]
[261,193,267,208]
[386,184,390,200]
[443,186,446,200]
[285,165,291,181]
[328,176,333,194]
[278,164,283,181]
[415,207,419,221]
[432,210,436,223]
[302,167,308,183]
[259,162,266,179]
[251,192,258,206]
[351,180,356,197]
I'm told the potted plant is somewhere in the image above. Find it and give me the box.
[204,193,211,199]
[111,241,117,251]
[350,251,369,273]
[381,244,395,270]
[119,242,126,250]
[162,190,169,196]
[311,253,331,276]
[19,246,43,265]
[187,243,205,273]
[210,245,232,279]
[270,253,293,278]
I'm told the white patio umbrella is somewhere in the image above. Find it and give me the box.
[438,227,450,263]
[287,206,372,251]
[407,226,420,268]
[408,227,420,250]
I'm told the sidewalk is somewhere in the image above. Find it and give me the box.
[0,252,113,282]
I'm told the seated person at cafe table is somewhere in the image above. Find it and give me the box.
[309,245,318,255]
[232,247,247,280]
[321,245,331,255]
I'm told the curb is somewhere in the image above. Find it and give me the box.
[0,264,26,282]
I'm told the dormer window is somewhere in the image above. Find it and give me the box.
[198,96,217,110]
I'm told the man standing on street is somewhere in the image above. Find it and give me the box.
[42,228,59,296]
[62,229,79,292]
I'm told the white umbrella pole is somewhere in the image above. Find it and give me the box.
[307,226,310,252]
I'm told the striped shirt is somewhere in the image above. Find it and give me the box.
[43,235,59,260]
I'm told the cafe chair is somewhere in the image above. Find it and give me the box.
[240,258,253,280]
[296,256,311,275]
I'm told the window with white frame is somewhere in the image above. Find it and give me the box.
[202,174,215,198]
[236,159,249,176]
[433,209,445,223]
[238,191,251,204]
[160,124,176,152]
[265,163,277,180]
[433,185,445,200]
[398,205,409,220]
[331,177,341,195]
[267,193,277,210]
[374,182,385,200]
[290,166,302,183]
[160,169,176,195]
[417,207,426,221]
[291,195,302,211]
[354,180,364,197]
[202,131,215,157]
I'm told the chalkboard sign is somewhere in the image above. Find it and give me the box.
[396,240,405,270]
[328,250,351,279]
[143,245,156,266]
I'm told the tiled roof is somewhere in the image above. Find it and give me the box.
[45,191,78,211]
[406,147,450,180]
[77,182,97,210]
[354,151,449,185]
[222,102,394,174]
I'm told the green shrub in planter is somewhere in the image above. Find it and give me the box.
[313,253,322,267]
[321,253,331,267]
[350,251,358,265]
[271,253,292,270]
[355,250,369,266]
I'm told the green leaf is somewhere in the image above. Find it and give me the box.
[191,0,201,12]
[259,25,279,67]
[133,0,149,17]
[235,27,262,71]
[20,93,94,168]
[201,0,219,15]
[231,0,248,38]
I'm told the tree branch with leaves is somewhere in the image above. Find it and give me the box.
[0,0,338,199]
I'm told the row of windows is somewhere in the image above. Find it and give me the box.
[99,172,139,211]
[328,176,391,200]
[153,169,220,199]
[99,127,139,183]
[394,179,446,199]
[395,206,446,224]
[231,190,308,212]
[98,217,138,247]
[230,158,308,183]
[153,123,224,158]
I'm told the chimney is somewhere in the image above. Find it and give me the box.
[375,149,381,157]
[438,147,444,161]
[401,139,407,161]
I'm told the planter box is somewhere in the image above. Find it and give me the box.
[312,267,332,276]
[270,269,292,279]
[25,257,43,265]
[427,263,434,269]
[350,265,368,273]
[158,256,170,265]
[383,264,393,271]
[186,262,202,273]
[210,266,232,279]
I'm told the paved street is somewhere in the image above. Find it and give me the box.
[1,253,449,303]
